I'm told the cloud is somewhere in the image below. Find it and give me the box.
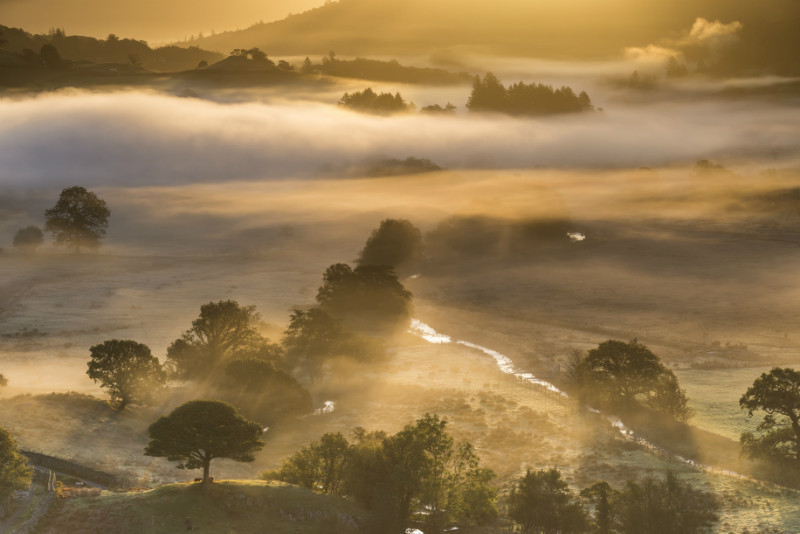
[687,18,743,44]
[623,45,680,64]
[0,89,798,191]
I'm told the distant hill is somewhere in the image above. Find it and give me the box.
[0,25,222,73]
[35,481,367,534]
[182,0,800,74]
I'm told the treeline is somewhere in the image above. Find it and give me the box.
[0,25,222,72]
[467,72,594,115]
[339,72,594,116]
[301,51,472,84]
[265,414,720,534]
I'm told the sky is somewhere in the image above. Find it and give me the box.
[0,0,323,44]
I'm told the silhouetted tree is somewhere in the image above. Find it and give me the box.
[740,367,800,468]
[0,375,6,388]
[339,88,410,114]
[271,432,352,494]
[301,56,314,74]
[44,186,110,252]
[344,414,497,533]
[575,340,692,421]
[87,339,166,410]
[277,59,293,71]
[282,307,382,380]
[316,263,413,333]
[39,43,63,68]
[356,218,424,274]
[466,72,507,112]
[508,468,589,534]
[581,481,616,534]
[615,472,718,534]
[0,426,33,505]
[421,103,457,114]
[467,72,593,115]
[216,357,313,423]
[144,400,263,485]
[127,53,141,67]
[12,226,44,253]
[165,300,280,380]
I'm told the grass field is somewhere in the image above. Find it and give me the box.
[3,168,800,531]
[35,480,366,534]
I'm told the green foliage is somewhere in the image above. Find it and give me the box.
[12,225,44,253]
[165,300,280,380]
[144,400,264,484]
[581,481,616,534]
[316,263,413,334]
[271,432,351,494]
[575,340,692,421]
[508,468,588,534]
[740,367,800,468]
[356,414,496,533]
[615,472,719,534]
[270,415,496,533]
[0,426,33,499]
[87,339,166,410]
[467,72,593,115]
[356,218,424,274]
[44,186,110,252]
[339,88,410,115]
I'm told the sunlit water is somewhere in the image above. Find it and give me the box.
[408,319,753,482]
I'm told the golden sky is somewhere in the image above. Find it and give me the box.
[0,0,323,44]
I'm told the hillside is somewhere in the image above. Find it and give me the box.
[182,0,800,74]
[0,25,222,73]
[35,481,367,533]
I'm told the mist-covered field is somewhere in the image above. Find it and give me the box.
[2,48,800,532]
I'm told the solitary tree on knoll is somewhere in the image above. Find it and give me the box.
[44,186,110,252]
[145,400,264,485]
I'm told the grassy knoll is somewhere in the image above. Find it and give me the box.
[35,480,366,534]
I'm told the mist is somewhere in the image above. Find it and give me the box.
[1,88,798,191]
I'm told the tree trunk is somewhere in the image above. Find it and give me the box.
[202,456,212,485]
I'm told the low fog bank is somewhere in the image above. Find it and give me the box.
[1,90,799,190]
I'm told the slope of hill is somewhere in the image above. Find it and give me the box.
[0,25,222,72]
[183,0,800,74]
[35,481,367,534]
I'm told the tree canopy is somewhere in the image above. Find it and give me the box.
[339,88,411,114]
[87,339,166,410]
[508,468,588,534]
[0,426,33,500]
[282,307,384,380]
[12,226,44,253]
[268,414,496,534]
[215,357,313,424]
[356,218,424,274]
[740,367,800,469]
[144,400,264,485]
[315,263,413,334]
[575,339,692,421]
[165,300,280,380]
[44,186,110,252]
[467,72,594,115]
